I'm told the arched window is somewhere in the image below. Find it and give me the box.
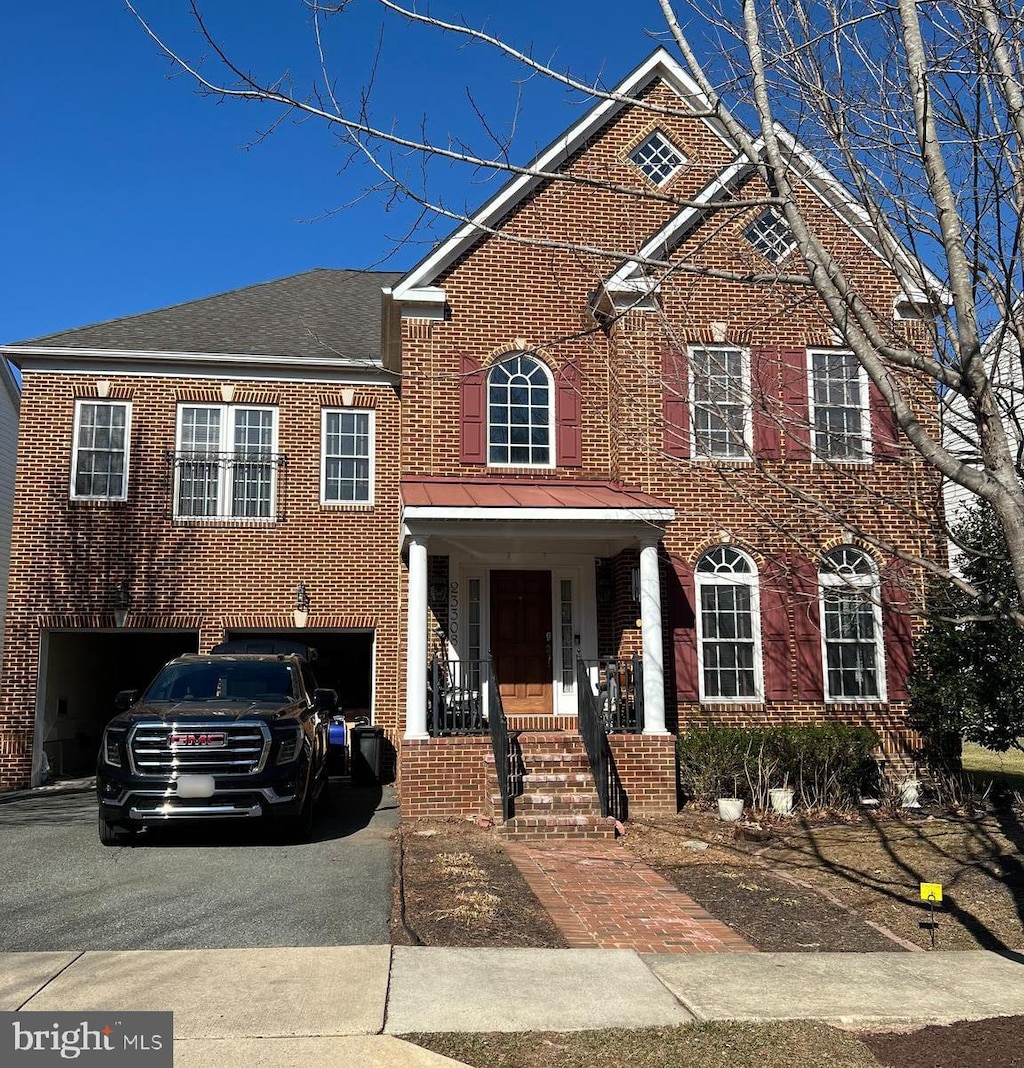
[818,548,884,701]
[487,354,553,466]
[695,547,762,700]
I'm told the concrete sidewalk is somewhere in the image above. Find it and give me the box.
[3,945,1024,1065]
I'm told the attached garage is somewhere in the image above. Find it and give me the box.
[34,630,199,780]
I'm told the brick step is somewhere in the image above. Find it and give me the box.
[519,771,595,788]
[495,813,617,842]
[488,791,601,815]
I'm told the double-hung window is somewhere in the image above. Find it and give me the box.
[690,346,750,459]
[487,354,553,467]
[819,548,884,701]
[174,404,278,519]
[321,408,374,504]
[695,547,762,700]
[810,350,869,461]
[71,400,131,500]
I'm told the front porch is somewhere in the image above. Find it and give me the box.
[397,477,679,835]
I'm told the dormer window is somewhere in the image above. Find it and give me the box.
[744,209,797,264]
[629,131,686,185]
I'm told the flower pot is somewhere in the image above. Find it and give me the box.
[717,797,745,822]
[900,780,922,809]
[769,786,794,816]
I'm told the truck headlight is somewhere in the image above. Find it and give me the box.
[102,728,124,768]
[275,727,302,764]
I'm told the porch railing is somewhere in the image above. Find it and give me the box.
[429,657,488,736]
[575,656,628,820]
[578,655,644,734]
[486,666,516,821]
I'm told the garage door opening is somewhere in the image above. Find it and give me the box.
[36,630,200,781]
[224,629,374,720]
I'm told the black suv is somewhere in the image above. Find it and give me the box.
[96,643,338,845]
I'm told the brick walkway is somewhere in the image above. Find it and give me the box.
[504,840,754,954]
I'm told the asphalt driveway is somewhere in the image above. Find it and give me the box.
[0,780,397,951]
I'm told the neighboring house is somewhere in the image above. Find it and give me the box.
[0,358,20,671]
[0,50,939,829]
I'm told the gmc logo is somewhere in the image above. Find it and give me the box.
[169,732,227,748]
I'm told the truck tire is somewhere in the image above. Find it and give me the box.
[98,812,137,846]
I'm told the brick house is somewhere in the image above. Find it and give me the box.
[1,50,936,826]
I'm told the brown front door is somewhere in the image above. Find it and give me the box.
[490,570,552,715]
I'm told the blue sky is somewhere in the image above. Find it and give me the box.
[1,2,715,344]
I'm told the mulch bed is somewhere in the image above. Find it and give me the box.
[859,1016,1024,1068]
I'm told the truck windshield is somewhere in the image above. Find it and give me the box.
[144,661,298,703]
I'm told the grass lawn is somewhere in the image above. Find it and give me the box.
[961,741,1024,793]
[409,1022,880,1068]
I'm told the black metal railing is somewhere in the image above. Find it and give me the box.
[167,450,288,521]
[576,656,628,820]
[578,655,645,733]
[429,657,489,736]
[486,666,516,821]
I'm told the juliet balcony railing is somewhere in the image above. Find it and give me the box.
[168,450,288,521]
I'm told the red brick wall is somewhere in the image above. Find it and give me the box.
[0,373,404,790]
[398,735,491,818]
[608,734,677,816]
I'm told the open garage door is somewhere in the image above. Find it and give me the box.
[224,629,374,720]
[36,630,199,780]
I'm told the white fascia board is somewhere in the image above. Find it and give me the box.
[395,286,447,320]
[402,505,675,523]
[0,357,20,411]
[5,347,398,385]
[772,127,948,303]
[604,156,755,297]
[391,48,739,300]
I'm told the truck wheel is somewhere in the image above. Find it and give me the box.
[278,791,314,844]
[99,813,124,846]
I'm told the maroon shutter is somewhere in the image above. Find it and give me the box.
[759,557,791,699]
[555,361,582,468]
[780,346,811,461]
[870,382,901,459]
[669,555,699,701]
[663,347,690,458]
[882,560,915,701]
[751,346,781,459]
[460,354,486,464]
[790,554,824,700]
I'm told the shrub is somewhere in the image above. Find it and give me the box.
[676,723,880,811]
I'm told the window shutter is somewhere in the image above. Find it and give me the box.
[790,554,824,700]
[751,346,782,460]
[870,382,901,459]
[555,361,582,468]
[663,347,690,458]
[882,561,915,701]
[780,346,811,461]
[759,557,792,699]
[669,555,699,701]
[460,355,486,464]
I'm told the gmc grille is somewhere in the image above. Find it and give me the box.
[128,721,271,777]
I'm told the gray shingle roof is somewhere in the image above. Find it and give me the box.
[7,269,401,363]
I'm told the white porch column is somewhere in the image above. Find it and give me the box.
[404,536,429,740]
[639,538,668,735]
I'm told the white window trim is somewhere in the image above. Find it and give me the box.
[694,550,764,703]
[629,130,687,187]
[320,407,375,506]
[486,354,555,470]
[173,403,279,521]
[818,553,887,704]
[70,399,132,502]
[688,345,753,461]
[807,349,872,464]
[744,208,798,264]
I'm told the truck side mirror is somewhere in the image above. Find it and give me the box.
[313,688,339,713]
[114,689,139,712]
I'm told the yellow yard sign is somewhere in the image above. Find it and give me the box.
[920,882,943,903]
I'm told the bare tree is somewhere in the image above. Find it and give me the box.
[124,0,1024,617]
